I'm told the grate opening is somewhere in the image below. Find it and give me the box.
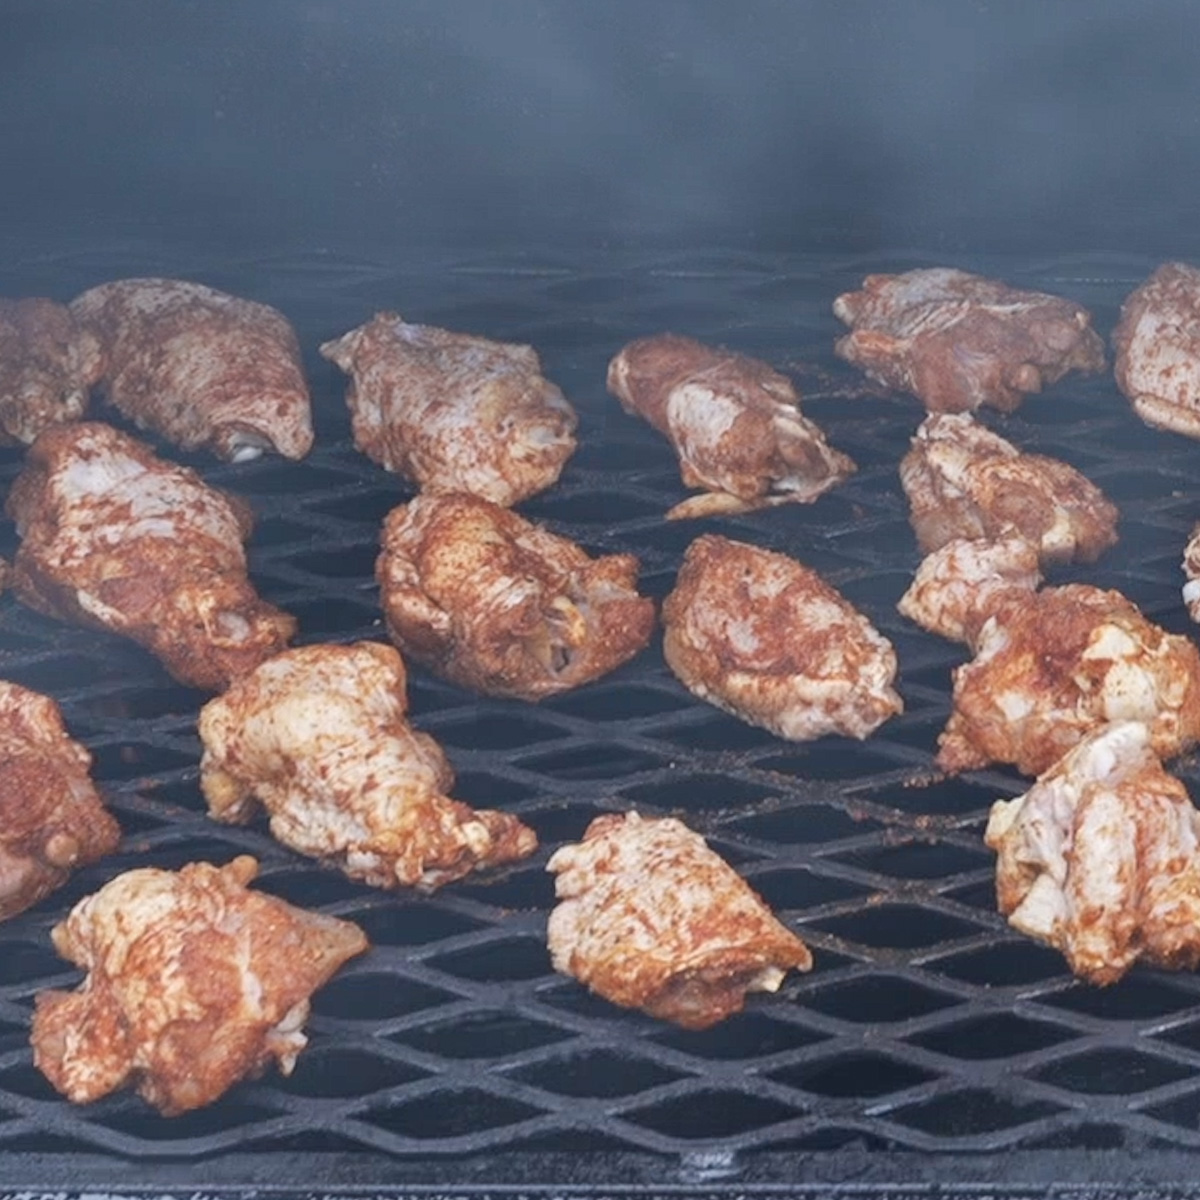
[909,1013,1079,1060]
[809,905,984,950]
[770,1052,935,1098]
[511,1049,686,1098]
[389,1012,570,1060]
[623,1089,801,1140]
[1030,1049,1193,1096]
[892,1088,1066,1138]
[803,977,962,1024]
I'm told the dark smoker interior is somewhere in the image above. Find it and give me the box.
[6,2,1200,1195]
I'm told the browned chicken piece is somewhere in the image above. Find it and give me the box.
[833,267,1106,414]
[662,534,902,740]
[320,313,577,506]
[199,642,538,890]
[1183,522,1200,624]
[70,278,312,462]
[900,413,1118,564]
[377,492,655,700]
[6,422,295,690]
[547,812,812,1029]
[897,535,1042,645]
[937,585,1200,776]
[606,334,856,519]
[0,558,9,594]
[0,298,103,444]
[986,721,1200,985]
[0,681,120,919]
[31,856,367,1115]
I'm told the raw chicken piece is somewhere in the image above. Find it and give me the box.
[900,413,1118,564]
[31,856,367,1115]
[986,722,1200,985]
[606,334,856,519]
[377,492,655,700]
[833,267,1106,414]
[320,313,577,506]
[0,298,103,444]
[1183,522,1200,623]
[662,534,902,740]
[547,812,812,1029]
[937,585,1200,776]
[70,278,312,461]
[7,422,295,690]
[199,642,537,890]
[0,681,120,919]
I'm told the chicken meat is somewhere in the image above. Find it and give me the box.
[31,855,367,1115]
[6,422,295,690]
[70,278,312,461]
[1183,522,1200,624]
[606,334,856,519]
[662,534,902,740]
[320,313,577,506]
[547,812,812,1029]
[833,267,1106,414]
[377,492,655,700]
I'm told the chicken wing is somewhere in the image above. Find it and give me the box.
[547,812,812,1029]
[900,413,1118,564]
[31,855,367,1114]
[320,313,577,506]
[7,422,295,690]
[662,534,902,740]
[377,492,655,700]
[199,642,538,890]
[0,681,120,919]
[70,278,312,461]
[833,267,1106,414]
[606,333,855,519]
[986,721,1200,985]
[1183,522,1200,624]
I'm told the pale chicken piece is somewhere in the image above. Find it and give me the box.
[1182,522,1200,623]
[70,278,312,461]
[0,681,120,919]
[900,413,1118,564]
[937,585,1200,777]
[377,492,655,700]
[31,856,367,1115]
[320,313,577,506]
[606,334,856,519]
[986,722,1200,985]
[0,298,103,444]
[662,534,902,740]
[6,422,295,691]
[833,267,1106,414]
[547,812,812,1029]
[199,642,538,890]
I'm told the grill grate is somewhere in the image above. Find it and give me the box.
[3,244,1200,1191]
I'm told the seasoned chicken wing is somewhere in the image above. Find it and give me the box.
[662,534,902,740]
[320,313,577,506]
[986,722,1200,985]
[0,681,120,919]
[31,856,367,1114]
[70,278,312,461]
[1182,522,1200,624]
[833,267,1106,414]
[937,585,1200,776]
[199,642,538,890]
[0,298,103,444]
[900,413,1118,564]
[7,422,295,690]
[377,492,655,700]
[607,334,855,519]
[547,812,812,1029]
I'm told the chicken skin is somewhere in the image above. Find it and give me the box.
[937,585,1200,776]
[1182,522,1200,624]
[6,422,295,690]
[377,492,655,700]
[900,413,1118,564]
[662,535,902,740]
[70,278,312,462]
[0,298,103,444]
[606,334,855,519]
[547,812,812,1029]
[986,722,1200,985]
[833,267,1106,414]
[320,313,577,506]
[31,856,367,1115]
[0,681,120,919]
[199,642,538,890]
